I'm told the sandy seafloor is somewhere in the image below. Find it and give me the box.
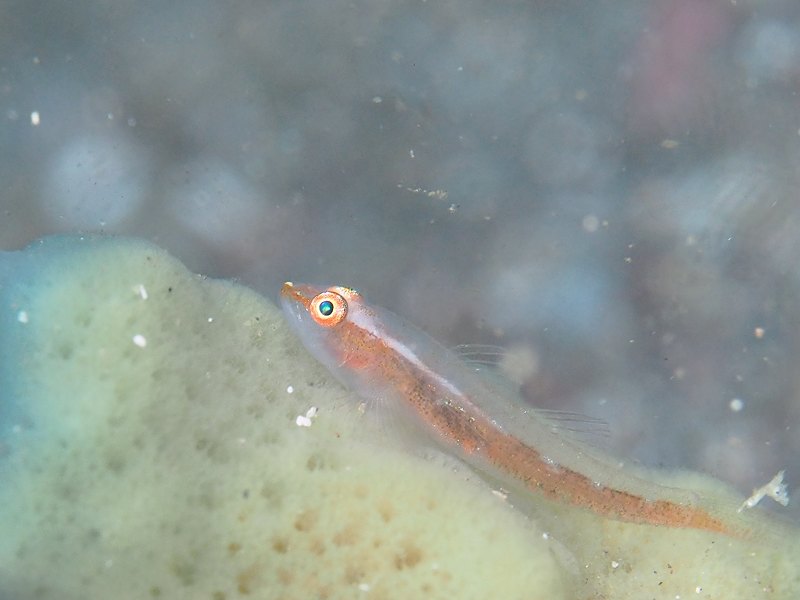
[1,0,799,522]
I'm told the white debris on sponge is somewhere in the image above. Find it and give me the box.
[738,470,790,512]
[295,405,318,427]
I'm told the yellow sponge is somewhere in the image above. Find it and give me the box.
[1,237,798,599]
[0,237,564,600]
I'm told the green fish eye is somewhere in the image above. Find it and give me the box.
[318,300,334,316]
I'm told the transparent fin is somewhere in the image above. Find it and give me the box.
[534,408,611,441]
[453,344,611,447]
[452,343,611,449]
[452,343,507,369]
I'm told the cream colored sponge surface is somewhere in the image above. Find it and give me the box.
[0,236,564,600]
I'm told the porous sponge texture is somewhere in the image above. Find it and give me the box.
[0,237,565,600]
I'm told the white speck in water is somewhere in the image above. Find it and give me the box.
[611,561,620,569]
[286,385,294,394]
[754,326,765,339]
[582,214,599,232]
[358,583,370,592]
[207,317,214,323]
[695,587,703,593]
[409,149,415,158]
[729,398,744,412]
[541,532,549,540]
[17,310,29,324]
[31,111,40,126]
[306,406,318,419]
[132,334,147,348]
[372,96,382,103]
[134,284,148,300]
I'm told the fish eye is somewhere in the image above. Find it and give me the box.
[309,291,347,327]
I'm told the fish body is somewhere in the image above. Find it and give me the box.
[280,282,740,536]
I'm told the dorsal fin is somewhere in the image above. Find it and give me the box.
[452,343,611,447]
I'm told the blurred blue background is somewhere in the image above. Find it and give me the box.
[2,0,799,514]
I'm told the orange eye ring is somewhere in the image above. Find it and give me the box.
[309,290,348,327]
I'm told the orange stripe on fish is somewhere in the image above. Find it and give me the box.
[280,282,743,537]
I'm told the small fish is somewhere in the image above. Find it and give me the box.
[280,282,742,536]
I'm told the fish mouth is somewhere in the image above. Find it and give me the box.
[280,282,325,320]
[281,281,311,309]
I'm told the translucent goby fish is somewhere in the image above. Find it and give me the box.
[281,282,745,537]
